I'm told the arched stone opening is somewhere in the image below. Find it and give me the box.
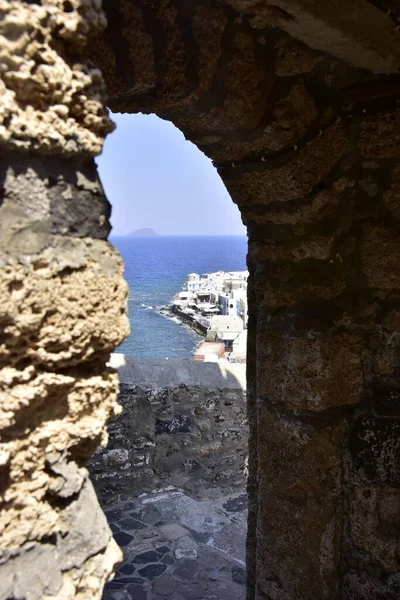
[90,3,400,598]
[94,110,247,357]
[1,1,400,599]
[88,112,250,600]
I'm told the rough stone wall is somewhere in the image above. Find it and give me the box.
[91,2,400,599]
[223,0,400,73]
[1,1,400,600]
[0,2,129,599]
[89,357,247,506]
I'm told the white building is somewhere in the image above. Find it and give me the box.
[218,288,248,325]
[173,271,248,361]
[230,329,247,362]
[185,273,205,293]
[173,290,196,308]
[232,288,248,325]
[206,270,247,290]
[207,315,244,348]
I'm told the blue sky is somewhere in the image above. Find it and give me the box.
[95,112,246,236]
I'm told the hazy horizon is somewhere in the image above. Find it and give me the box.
[96,112,247,237]
[110,233,247,237]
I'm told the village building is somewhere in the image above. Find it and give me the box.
[171,270,249,360]
[206,315,244,349]
[186,273,204,293]
[230,330,247,363]
[193,341,226,363]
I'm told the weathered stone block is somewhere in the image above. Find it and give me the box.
[360,111,400,159]
[224,126,350,208]
[0,242,129,369]
[361,225,400,291]
[258,331,363,411]
[0,476,122,600]
[226,0,400,73]
[372,383,400,416]
[383,164,400,219]
[0,1,113,157]
[256,406,345,599]
[155,415,192,435]
[0,543,63,600]
[345,484,400,573]
[349,416,400,485]
[342,570,400,600]
[255,275,347,311]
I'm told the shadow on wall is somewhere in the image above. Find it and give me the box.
[89,355,248,506]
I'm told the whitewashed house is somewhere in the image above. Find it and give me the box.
[186,273,205,293]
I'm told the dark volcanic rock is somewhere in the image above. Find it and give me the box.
[138,563,167,580]
[118,563,136,575]
[140,506,162,524]
[174,559,197,579]
[104,508,122,522]
[155,545,170,555]
[155,415,192,435]
[127,584,148,599]
[119,517,147,531]
[232,565,246,585]
[223,494,248,513]
[133,550,162,564]
[114,531,134,547]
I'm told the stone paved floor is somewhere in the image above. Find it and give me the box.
[102,488,247,600]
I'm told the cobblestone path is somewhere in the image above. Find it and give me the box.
[102,489,247,600]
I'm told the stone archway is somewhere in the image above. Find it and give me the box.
[1,1,400,599]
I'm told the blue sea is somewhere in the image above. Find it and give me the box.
[111,236,248,359]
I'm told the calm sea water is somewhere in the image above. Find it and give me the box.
[111,236,248,358]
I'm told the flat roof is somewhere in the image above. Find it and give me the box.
[195,341,225,355]
[209,315,243,321]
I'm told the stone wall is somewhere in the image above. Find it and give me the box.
[0,2,129,599]
[89,356,247,506]
[1,1,400,600]
[93,3,400,599]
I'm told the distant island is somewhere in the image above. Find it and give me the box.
[127,228,160,237]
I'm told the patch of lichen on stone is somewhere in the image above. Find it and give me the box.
[0,0,114,156]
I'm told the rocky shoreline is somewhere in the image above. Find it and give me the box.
[159,305,207,337]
